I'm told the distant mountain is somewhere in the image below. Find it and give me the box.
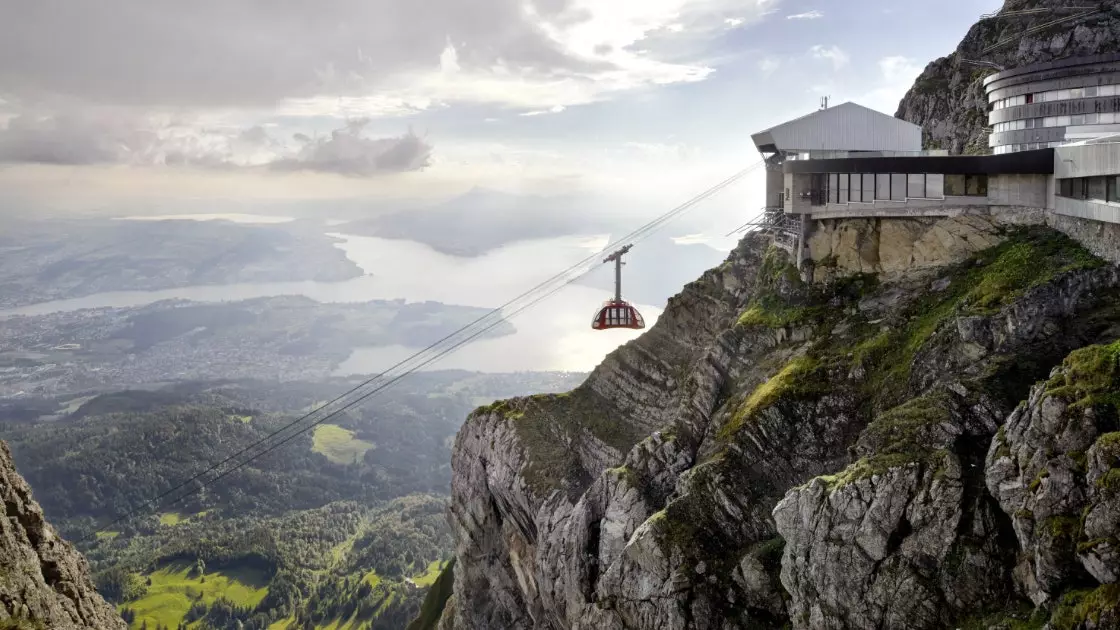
[574,234,731,307]
[342,187,628,257]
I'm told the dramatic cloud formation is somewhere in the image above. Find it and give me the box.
[271,123,433,176]
[0,0,771,115]
[0,0,780,179]
[0,111,432,175]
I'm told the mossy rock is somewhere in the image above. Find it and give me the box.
[1045,342,1120,412]
[859,390,953,459]
[719,356,825,441]
[1049,584,1120,630]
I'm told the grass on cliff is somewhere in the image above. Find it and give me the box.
[1050,584,1120,630]
[481,388,645,496]
[803,228,1104,490]
[814,391,955,489]
[1044,340,1120,411]
[719,355,824,441]
[856,227,1103,404]
[957,601,1048,630]
[735,246,824,330]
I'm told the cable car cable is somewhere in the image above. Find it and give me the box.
[79,161,762,544]
[145,269,592,520]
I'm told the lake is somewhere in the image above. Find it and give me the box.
[0,217,676,373]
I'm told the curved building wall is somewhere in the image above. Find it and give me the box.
[984,53,1120,154]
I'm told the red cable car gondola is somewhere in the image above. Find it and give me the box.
[591,244,646,331]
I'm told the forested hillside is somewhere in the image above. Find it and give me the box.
[1,371,582,629]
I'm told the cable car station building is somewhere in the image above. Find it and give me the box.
[751,54,1120,268]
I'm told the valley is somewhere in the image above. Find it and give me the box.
[3,372,583,629]
[0,295,513,398]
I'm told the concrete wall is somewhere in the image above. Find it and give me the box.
[1047,212,1120,263]
[766,167,784,209]
[810,197,986,219]
[987,173,1050,207]
[1053,196,1120,223]
[785,173,812,216]
[1055,144,1120,178]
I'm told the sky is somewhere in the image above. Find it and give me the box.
[0,0,1003,213]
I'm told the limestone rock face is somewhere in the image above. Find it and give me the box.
[895,0,1120,154]
[986,356,1120,605]
[807,214,1004,281]
[0,441,127,630]
[446,221,1120,629]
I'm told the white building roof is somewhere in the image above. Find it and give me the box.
[751,102,922,154]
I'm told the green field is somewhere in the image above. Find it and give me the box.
[120,562,269,629]
[312,424,375,465]
[411,560,445,587]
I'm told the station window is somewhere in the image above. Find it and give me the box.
[906,173,925,198]
[876,173,891,200]
[966,174,987,196]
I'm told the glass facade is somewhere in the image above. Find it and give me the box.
[993,143,1064,154]
[944,174,988,196]
[992,112,1120,133]
[1057,175,1120,203]
[986,58,1120,154]
[991,84,1120,110]
[812,172,979,205]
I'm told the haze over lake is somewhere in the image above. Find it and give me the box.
[0,214,722,373]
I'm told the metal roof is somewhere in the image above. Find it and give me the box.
[751,102,922,154]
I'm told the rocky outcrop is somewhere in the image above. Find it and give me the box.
[806,214,1005,281]
[0,440,127,629]
[986,344,1120,604]
[895,0,1120,154]
[444,222,1120,629]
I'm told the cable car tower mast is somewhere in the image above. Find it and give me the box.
[605,244,632,302]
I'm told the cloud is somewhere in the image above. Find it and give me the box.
[0,0,772,117]
[0,112,431,175]
[520,105,567,117]
[758,56,782,77]
[271,122,432,176]
[787,10,823,19]
[809,44,850,70]
[0,113,141,165]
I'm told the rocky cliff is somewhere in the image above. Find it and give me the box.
[895,0,1120,154]
[441,221,1120,629]
[0,440,127,629]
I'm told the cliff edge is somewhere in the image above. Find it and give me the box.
[0,440,127,629]
[442,224,1120,629]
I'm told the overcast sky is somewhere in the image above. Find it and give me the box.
[0,0,1002,212]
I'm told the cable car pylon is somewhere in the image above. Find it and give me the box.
[592,244,646,330]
